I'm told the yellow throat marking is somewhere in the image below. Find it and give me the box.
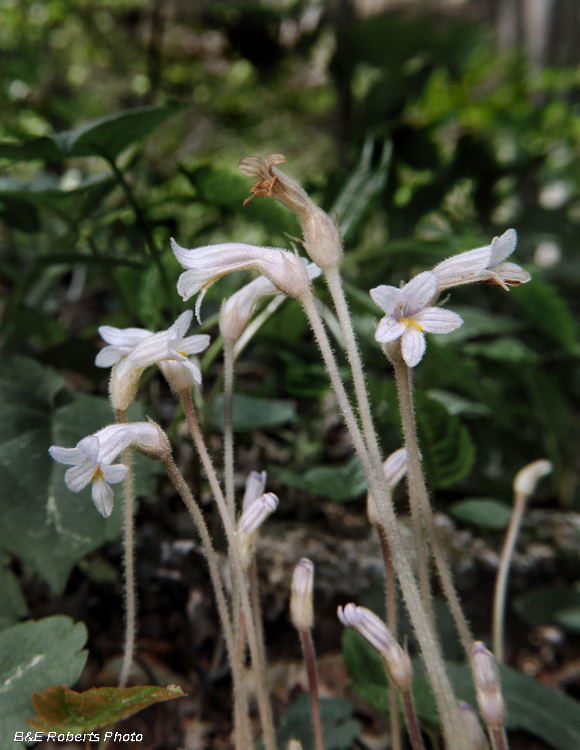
[402,317,422,332]
[92,467,104,483]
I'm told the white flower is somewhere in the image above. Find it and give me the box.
[370,271,463,367]
[220,262,321,342]
[237,492,279,568]
[472,641,505,728]
[49,422,164,517]
[170,239,317,322]
[290,558,314,631]
[242,470,267,511]
[433,229,530,292]
[97,311,210,409]
[514,459,552,497]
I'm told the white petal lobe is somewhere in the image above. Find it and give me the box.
[401,327,426,367]
[414,308,463,334]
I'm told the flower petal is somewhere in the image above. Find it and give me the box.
[92,475,115,517]
[370,285,401,315]
[65,459,98,492]
[494,262,531,286]
[169,310,193,340]
[375,317,406,343]
[243,470,267,511]
[489,228,517,266]
[95,345,128,368]
[401,327,426,367]
[413,307,463,334]
[179,334,211,356]
[95,424,133,464]
[402,271,438,312]
[49,445,85,466]
[432,245,491,290]
[101,462,129,484]
[77,435,100,462]
[383,448,407,489]
[98,326,152,347]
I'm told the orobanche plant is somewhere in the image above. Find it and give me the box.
[45,152,548,750]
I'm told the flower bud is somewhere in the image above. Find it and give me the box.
[290,558,314,631]
[338,604,412,690]
[239,154,343,269]
[514,459,552,498]
[237,492,279,569]
[242,470,267,511]
[132,422,172,461]
[367,448,407,526]
[472,642,505,729]
[458,701,488,750]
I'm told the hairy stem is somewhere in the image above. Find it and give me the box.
[392,357,473,657]
[493,491,527,662]
[402,690,427,750]
[224,338,236,521]
[116,410,136,690]
[299,290,471,750]
[301,628,325,750]
[379,526,401,750]
[180,391,276,750]
[490,727,509,750]
[162,455,252,750]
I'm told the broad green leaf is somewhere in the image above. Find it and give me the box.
[0,174,115,217]
[513,585,580,627]
[450,498,513,529]
[332,137,392,239]
[0,552,28,631]
[274,694,360,750]
[272,456,367,502]
[555,607,580,632]
[415,392,475,488]
[0,356,159,593]
[0,617,87,747]
[0,104,185,162]
[28,684,185,734]
[463,337,538,363]
[210,394,296,433]
[512,276,579,354]
[427,389,490,416]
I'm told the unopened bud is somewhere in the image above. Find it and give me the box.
[286,741,303,750]
[472,642,505,729]
[338,604,412,690]
[134,422,172,461]
[367,448,407,526]
[237,492,279,569]
[514,459,552,497]
[458,701,488,750]
[290,558,314,631]
[243,470,267,511]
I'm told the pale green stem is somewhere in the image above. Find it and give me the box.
[224,338,236,521]
[301,628,325,750]
[379,526,401,750]
[493,491,527,662]
[180,390,276,750]
[116,409,136,690]
[392,357,473,658]
[162,455,252,750]
[299,290,471,750]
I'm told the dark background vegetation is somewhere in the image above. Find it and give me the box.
[2,1,580,748]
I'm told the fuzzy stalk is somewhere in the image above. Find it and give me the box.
[300,627,325,750]
[180,390,276,750]
[162,455,252,750]
[223,338,236,521]
[299,290,471,750]
[392,357,473,658]
[493,490,528,662]
[116,409,137,690]
[402,689,427,750]
[489,727,509,750]
[379,526,401,750]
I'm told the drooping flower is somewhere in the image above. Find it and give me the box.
[239,154,342,269]
[220,261,321,343]
[237,492,279,569]
[96,311,210,409]
[471,641,505,729]
[49,423,167,517]
[433,229,530,292]
[171,239,318,322]
[370,271,463,367]
[290,558,314,632]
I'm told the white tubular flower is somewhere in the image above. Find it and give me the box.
[49,422,165,518]
[458,702,488,750]
[370,271,463,367]
[337,604,412,690]
[433,229,530,292]
[367,447,408,525]
[290,558,314,632]
[514,458,552,497]
[472,641,506,729]
[242,470,267,511]
[220,262,321,343]
[97,311,210,409]
[171,239,317,323]
[237,492,279,569]
[239,153,343,269]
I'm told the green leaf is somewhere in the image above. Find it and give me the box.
[0,552,28,631]
[274,694,361,750]
[415,392,475,488]
[0,616,87,747]
[555,607,580,632]
[512,276,579,354]
[437,306,523,344]
[463,337,538,363]
[0,356,159,593]
[331,137,392,239]
[0,174,115,217]
[272,456,367,502]
[28,684,185,734]
[513,585,580,627]
[0,104,185,162]
[210,394,296,433]
[450,498,513,529]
